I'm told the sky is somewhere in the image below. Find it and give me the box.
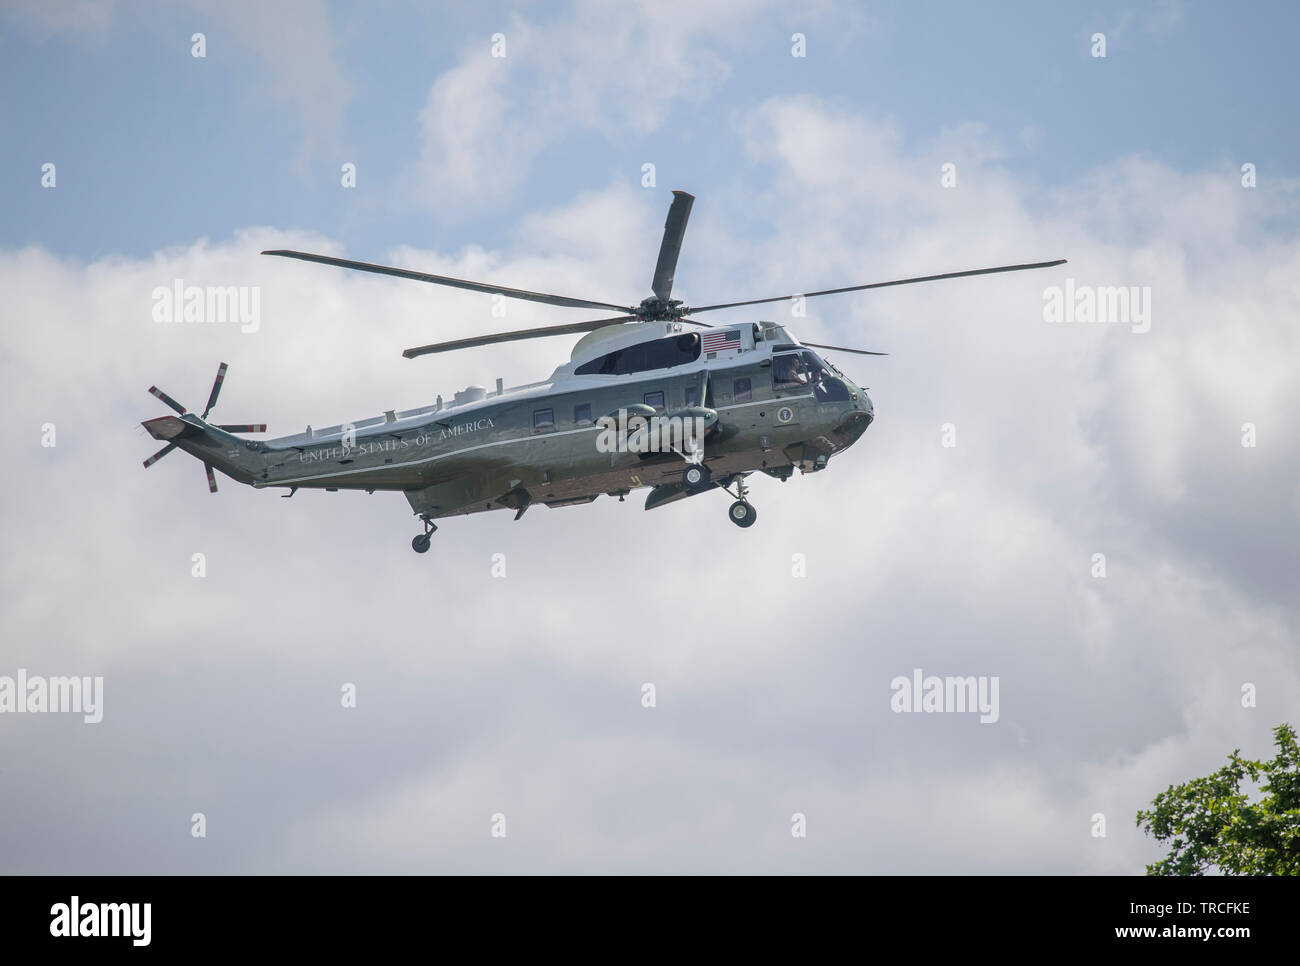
[0,0,1297,874]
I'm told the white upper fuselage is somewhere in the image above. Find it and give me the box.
[261,321,802,451]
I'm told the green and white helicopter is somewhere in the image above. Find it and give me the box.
[142,191,1063,553]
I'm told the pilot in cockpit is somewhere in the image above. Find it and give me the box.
[773,353,809,389]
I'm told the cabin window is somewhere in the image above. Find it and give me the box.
[733,378,751,402]
[574,332,701,376]
[533,409,554,431]
[573,403,591,424]
[684,386,698,407]
[644,391,665,410]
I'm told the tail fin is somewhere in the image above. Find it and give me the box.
[142,414,265,491]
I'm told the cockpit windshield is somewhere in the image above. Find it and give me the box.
[808,350,845,377]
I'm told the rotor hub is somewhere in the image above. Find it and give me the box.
[635,297,685,322]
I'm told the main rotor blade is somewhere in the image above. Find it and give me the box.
[801,341,889,356]
[216,424,267,433]
[651,190,694,301]
[403,316,637,359]
[142,442,177,468]
[202,362,228,419]
[148,386,187,415]
[687,259,1068,314]
[262,250,631,313]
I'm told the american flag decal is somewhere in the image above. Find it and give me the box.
[700,329,741,353]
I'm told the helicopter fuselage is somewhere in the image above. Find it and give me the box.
[143,321,874,524]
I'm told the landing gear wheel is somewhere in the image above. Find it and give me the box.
[728,500,757,528]
[683,463,711,489]
[411,517,437,553]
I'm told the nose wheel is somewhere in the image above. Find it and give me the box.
[728,500,757,528]
[411,517,437,553]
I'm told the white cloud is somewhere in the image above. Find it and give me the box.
[413,1,769,205]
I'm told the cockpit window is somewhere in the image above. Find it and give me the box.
[773,350,850,401]
[772,352,811,389]
[575,332,701,376]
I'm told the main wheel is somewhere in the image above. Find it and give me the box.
[411,533,432,553]
[683,463,711,489]
[728,500,757,528]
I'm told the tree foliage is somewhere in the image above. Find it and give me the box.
[1136,723,1300,875]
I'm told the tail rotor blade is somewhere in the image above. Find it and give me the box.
[204,463,218,493]
[202,362,228,419]
[148,386,187,416]
[216,424,267,433]
[142,442,177,468]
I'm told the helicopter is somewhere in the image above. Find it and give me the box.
[142,190,1064,553]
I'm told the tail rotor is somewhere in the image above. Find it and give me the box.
[142,362,267,493]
